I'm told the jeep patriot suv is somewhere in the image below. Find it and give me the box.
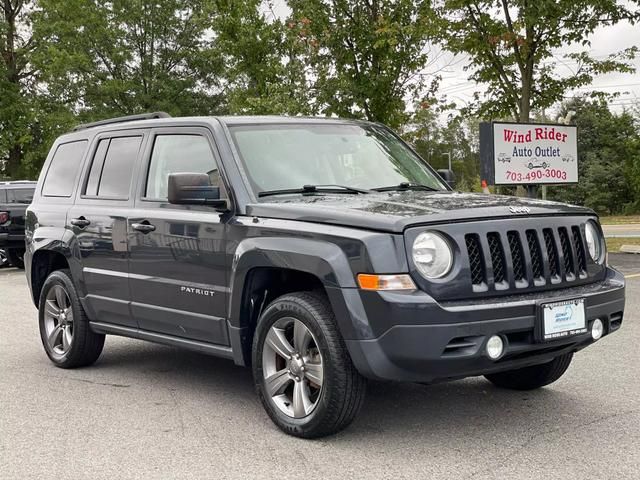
[25,113,625,438]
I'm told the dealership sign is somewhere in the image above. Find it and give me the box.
[480,122,578,185]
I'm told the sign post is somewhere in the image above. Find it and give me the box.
[480,121,578,197]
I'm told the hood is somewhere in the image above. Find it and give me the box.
[245,191,595,233]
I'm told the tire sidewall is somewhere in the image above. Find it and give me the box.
[38,270,83,366]
[252,296,337,435]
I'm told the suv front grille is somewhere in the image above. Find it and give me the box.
[463,223,590,293]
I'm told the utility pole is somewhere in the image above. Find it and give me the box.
[443,152,452,171]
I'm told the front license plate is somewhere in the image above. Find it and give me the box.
[541,298,587,341]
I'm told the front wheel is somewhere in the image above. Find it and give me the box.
[484,353,573,390]
[252,292,366,438]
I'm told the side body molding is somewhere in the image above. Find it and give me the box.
[227,237,370,365]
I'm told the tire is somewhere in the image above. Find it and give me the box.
[38,269,105,368]
[252,291,366,438]
[484,353,574,390]
[0,249,8,268]
[6,248,25,269]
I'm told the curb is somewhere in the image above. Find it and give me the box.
[620,245,640,254]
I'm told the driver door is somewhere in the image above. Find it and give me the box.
[127,127,229,345]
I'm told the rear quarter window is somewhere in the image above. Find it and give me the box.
[84,136,142,199]
[42,140,88,197]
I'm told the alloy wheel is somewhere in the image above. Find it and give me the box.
[262,317,324,418]
[43,285,74,356]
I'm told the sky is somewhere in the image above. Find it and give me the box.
[266,1,640,119]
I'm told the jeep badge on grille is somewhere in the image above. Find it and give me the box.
[509,206,531,214]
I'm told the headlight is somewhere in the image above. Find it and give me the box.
[585,221,604,263]
[412,231,453,279]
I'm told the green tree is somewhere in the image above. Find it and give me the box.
[408,108,481,190]
[286,0,435,128]
[0,0,40,178]
[432,0,640,122]
[32,0,227,120]
[213,0,312,115]
[547,98,640,214]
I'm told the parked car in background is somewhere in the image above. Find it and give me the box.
[0,181,36,268]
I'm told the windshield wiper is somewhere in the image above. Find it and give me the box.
[258,184,371,198]
[371,182,439,193]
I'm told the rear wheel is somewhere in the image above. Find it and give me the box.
[484,353,573,390]
[39,269,105,368]
[252,292,366,438]
[6,248,24,269]
[0,249,8,268]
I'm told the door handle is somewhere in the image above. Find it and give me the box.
[132,221,156,234]
[70,217,90,228]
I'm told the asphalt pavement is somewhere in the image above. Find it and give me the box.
[1,260,639,480]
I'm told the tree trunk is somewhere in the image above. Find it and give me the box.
[2,0,24,178]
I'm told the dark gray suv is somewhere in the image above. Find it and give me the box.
[25,113,625,438]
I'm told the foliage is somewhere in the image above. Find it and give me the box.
[0,0,639,213]
[213,0,312,115]
[32,0,226,119]
[407,108,481,189]
[431,0,640,122]
[286,0,436,128]
[0,0,41,178]
[547,98,640,214]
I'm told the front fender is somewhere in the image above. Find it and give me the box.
[227,237,372,365]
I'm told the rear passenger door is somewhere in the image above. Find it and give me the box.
[69,130,147,328]
[127,127,229,345]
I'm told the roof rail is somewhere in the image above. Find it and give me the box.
[0,180,37,185]
[72,112,172,131]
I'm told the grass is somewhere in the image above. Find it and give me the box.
[606,237,640,253]
[599,215,640,225]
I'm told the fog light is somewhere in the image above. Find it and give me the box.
[486,335,504,360]
[591,318,604,340]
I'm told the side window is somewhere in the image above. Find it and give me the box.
[145,134,218,200]
[84,136,142,199]
[7,188,35,204]
[42,140,88,197]
[0,189,6,203]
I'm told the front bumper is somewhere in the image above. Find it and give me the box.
[345,267,625,383]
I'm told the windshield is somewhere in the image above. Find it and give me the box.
[228,123,447,197]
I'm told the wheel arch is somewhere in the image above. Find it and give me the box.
[29,248,71,307]
[227,237,367,366]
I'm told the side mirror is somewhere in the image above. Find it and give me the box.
[437,169,456,189]
[168,173,229,211]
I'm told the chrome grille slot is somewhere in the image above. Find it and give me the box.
[572,226,587,274]
[543,228,560,279]
[526,229,544,281]
[507,231,526,282]
[487,232,506,284]
[465,234,484,286]
[559,227,575,279]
